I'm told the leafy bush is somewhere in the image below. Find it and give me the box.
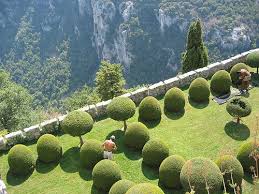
[246,51,259,73]
[164,87,185,112]
[126,183,164,194]
[180,157,223,194]
[159,155,185,189]
[8,144,35,175]
[216,155,244,188]
[37,134,62,163]
[109,179,135,194]
[189,77,210,102]
[230,63,249,84]
[210,70,232,96]
[142,139,169,167]
[139,96,161,121]
[92,160,122,191]
[124,122,150,150]
[80,139,103,169]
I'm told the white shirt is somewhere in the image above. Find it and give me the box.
[0,180,7,194]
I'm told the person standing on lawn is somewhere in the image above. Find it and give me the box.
[102,135,117,160]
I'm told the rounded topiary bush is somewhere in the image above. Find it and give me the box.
[246,51,259,73]
[180,157,223,194]
[189,77,210,103]
[230,63,249,84]
[164,87,185,112]
[142,139,169,167]
[80,139,103,169]
[8,144,35,175]
[237,140,258,173]
[139,96,161,121]
[126,183,164,194]
[159,155,185,189]
[92,159,122,191]
[37,134,62,163]
[124,122,150,150]
[109,179,135,194]
[216,155,244,188]
[210,70,232,96]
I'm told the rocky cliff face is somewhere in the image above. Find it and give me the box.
[0,0,258,88]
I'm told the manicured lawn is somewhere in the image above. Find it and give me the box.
[1,85,259,194]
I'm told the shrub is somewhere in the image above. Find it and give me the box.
[126,183,164,194]
[124,122,150,151]
[139,96,161,121]
[107,97,136,130]
[8,144,35,175]
[226,97,252,124]
[159,155,185,189]
[237,140,259,173]
[80,139,103,169]
[246,51,259,74]
[109,179,135,194]
[164,87,185,112]
[92,159,122,191]
[61,111,94,147]
[216,155,244,188]
[180,157,223,194]
[37,134,62,163]
[142,139,169,167]
[230,63,249,84]
[189,77,210,102]
[210,70,232,96]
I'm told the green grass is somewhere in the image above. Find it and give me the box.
[1,85,259,194]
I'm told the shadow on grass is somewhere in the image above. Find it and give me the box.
[60,147,80,173]
[224,121,250,141]
[36,159,59,174]
[243,172,254,184]
[124,148,142,161]
[164,108,185,120]
[79,168,93,181]
[252,72,259,87]
[106,130,125,154]
[91,185,107,194]
[138,117,161,129]
[6,170,32,186]
[188,98,209,109]
[141,162,159,180]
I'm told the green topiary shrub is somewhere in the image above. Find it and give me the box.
[159,155,186,189]
[124,122,150,151]
[216,155,244,189]
[80,139,103,169]
[126,183,164,194]
[37,134,62,163]
[237,140,259,173]
[139,96,161,121]
[210,70,232,96]
[164,87,185,112]
[142,139,169,167]
[180,157,223,194]
[189,77,210,103]
[61,111,94,147]
[92,159,122,191]
[107,97,136,130]
[247,51,259,74]
[109,179,135,194]
[8,144,35,175]
[230,63,249,84]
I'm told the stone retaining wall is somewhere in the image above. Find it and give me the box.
[0,48,258,151]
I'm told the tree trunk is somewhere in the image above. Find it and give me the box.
[124,120,127,131]
[237,117,240,124]
[79,136,84,147]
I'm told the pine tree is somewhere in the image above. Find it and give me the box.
[182,19,208,73]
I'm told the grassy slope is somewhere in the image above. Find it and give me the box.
[0,87,259,194]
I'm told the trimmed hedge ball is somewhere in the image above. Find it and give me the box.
[107,97,136,121]
[37,134,62,163]
[216,155,244,188]
[80,139,103,169]
[230,63,249,84]
[159,155,185,189]
[139,96,161,121]
[246,51,259,73]
[180,157,223,194]
[8,144,35,175]
[237,140,258,172]
[126,183,164,194]
[61,110,94,137]
[164,87,185,112]
[189,77,210,103]
[210,70,232,96]
[92,160,122,191]
[142,139,169,167]
[109,179,135,194]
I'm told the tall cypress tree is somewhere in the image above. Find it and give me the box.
[182,20,208,73]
